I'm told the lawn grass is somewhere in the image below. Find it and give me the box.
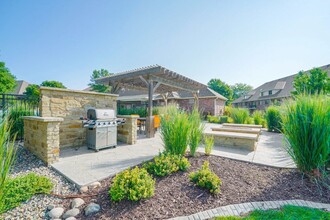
[214,205,330,220]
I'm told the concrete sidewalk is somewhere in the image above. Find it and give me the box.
[200,123,296,168]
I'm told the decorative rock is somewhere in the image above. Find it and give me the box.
[65,217,77,220]
[48,207,64,219]
[71,198,85,208]
[47,205,55,211]
[80,186,88,193]
[89,181,101,189]
[63,208,80,219]
[84,203,101,216]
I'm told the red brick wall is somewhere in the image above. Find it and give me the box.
[168,98,225,116]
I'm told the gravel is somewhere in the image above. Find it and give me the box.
[0,144,78,220]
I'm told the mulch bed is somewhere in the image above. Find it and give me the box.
[75,155,330,219]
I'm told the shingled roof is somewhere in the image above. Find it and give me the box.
[232,64,330,104]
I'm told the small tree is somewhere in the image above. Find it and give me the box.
[24,84,40,104]
[40,80,66,89]
[231,83,253,100]
[207,79,233,105]
[88,69,113,93]
[0,62,16,94]
[293,68,330,95]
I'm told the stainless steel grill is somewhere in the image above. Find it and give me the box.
[82,108,125,151]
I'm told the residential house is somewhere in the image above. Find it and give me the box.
[232,64,330,111]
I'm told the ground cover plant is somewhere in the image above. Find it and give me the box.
[282,95,330,175]
[189,161,222,194]
[265,106,282,132]
[0,173,53,213]
[189,108,204,156]
[109,166,155,202]
[143,152,190,177]
[214,205,330,220]
[204,135,214,156]
[207,115,220,123]
[230,108,249,124]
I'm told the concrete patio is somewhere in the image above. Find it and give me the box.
[51,136,163,187]
[51,123,295,187]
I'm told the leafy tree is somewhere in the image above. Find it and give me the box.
[293,68,330,95]
[231,83,253,100]
[24,84,40,104]
[40,80,66,89]
[88,69,113,93]
[207,79,233,105]
[0,62,16,93]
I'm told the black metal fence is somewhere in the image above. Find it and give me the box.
[0,94,40,140]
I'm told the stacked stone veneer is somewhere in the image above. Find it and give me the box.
[39,87,118,148]
[24,116,63,165]
[117,115,138,145]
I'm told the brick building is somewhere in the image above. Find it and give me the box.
[232,64,330,111]
[117,87,227,116]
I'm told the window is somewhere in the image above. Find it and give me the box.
[261,92,264,97]
[188,99,194,104]
[269,90,273,95]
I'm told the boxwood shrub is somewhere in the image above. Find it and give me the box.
[109,166,155,202]
[189,161,222,194]
[143,152,190,177]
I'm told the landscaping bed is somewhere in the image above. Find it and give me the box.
[76,154,330,220]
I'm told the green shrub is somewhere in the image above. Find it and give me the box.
[189,161,222,194]
[204,135,214,156]
[207,115,220,123]
[160,106,191,156]
[282,95,330,174]
[224,106,233,117]
[143,152,190,177]
[109,166,155,202]
[189,109,204,157]
[230,108,249,124]
[265,106,282,132]
[252,110,264,126]
[0,116,16,210]
[0,173,53,213]
[219,116,228,124]
[8,105,36,139]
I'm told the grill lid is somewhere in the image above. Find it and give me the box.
[87,108,116,120]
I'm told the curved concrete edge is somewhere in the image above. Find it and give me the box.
[169,200,330,220]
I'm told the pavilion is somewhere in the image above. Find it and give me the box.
[95,65,206,138]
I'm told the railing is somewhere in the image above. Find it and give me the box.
[0,93,40,140]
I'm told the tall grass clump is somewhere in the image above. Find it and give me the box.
[282,95,330,175]
[160,106,191,156]
[0,116,16,209]
[252,110,264,126]
[8,105,35,139]
[189,109,204,157]
[204,135,214,156]
[230,108,249,124]
[265,106,282,132]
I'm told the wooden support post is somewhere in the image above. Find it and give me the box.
[193,90,199,109]
[146,79,155,138]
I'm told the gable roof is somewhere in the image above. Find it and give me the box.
[13,80,30,95]
[232,64,330,104]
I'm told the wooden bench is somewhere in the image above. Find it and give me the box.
[222,123,262,129]
[204,131,258,151]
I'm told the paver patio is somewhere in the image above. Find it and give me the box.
[51,123,295,187]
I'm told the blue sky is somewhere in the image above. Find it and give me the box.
[1,0,330,90]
